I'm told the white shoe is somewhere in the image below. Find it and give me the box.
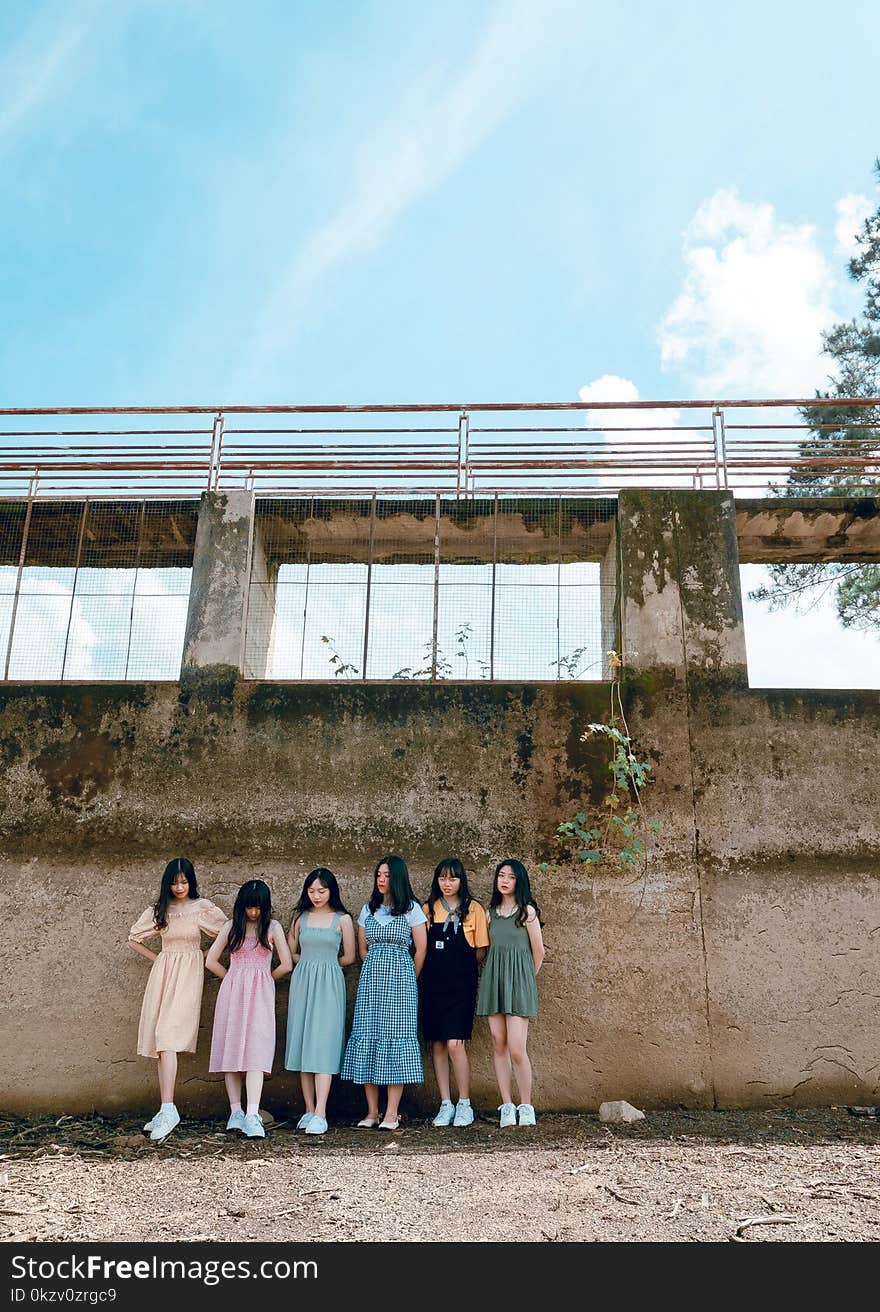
[498,1102,516,1128]
[432,1100,455,1127]
[149,1106,180,1141]
[453,1099,474,1127]
[296,1112,314,1131]
[242,1113,265,1139]
[305,1115,328,1135]
[517,1102,536,1127]
[143,1112,160,1133]
[226,1109,246,1132]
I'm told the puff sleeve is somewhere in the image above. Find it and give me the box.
[128,906,160,944]
[197,899,228,939]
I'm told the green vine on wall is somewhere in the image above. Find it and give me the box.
[539,652,659,874]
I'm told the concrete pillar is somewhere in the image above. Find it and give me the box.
[181,491,256,682]
[243,523,279,679]
[617,489,747,681]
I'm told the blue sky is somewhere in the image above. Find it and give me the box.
[1,0,878,684]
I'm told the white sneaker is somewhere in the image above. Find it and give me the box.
[432,1100,455,1127]
[498,1102,516,1128]
[517,1102,536,1127]
[226,1109,246,1132]
[304,1115,328,1135]
[296,1112,314,1131]
[242,1113,265,1139]
[143,1112,160,1133]
[453,1099,474,1127]
[149,1106,180,1141]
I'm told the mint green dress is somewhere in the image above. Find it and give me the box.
[285,911,346,1074]
[475,908,538,1018]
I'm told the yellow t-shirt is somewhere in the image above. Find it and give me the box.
[422,899,490,950]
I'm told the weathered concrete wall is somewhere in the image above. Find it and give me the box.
[0,676,878,1116]
[1,487,878,1117]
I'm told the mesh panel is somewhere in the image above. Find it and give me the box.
[244,496,616,681]
[0,499,195,680]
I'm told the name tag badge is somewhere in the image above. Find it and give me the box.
[435,940,444,950]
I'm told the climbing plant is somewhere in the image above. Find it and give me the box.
[539,652,658,874]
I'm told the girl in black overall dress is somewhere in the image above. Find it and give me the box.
[420,858,489,1128]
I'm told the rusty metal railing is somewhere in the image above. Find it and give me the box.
[0,398,877,498]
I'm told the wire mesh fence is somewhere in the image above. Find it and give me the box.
[246,496,616,681]
[0,499,196,681]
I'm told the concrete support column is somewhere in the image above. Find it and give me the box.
[181,491,256,682]
[617,489,747,681]
[243,523,279,679]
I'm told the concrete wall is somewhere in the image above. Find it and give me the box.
[0,489,878,1116]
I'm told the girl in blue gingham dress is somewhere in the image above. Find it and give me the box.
[341,855,427,1130]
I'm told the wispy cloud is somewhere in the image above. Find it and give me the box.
[0,2,106,150]
[239,0,580,389]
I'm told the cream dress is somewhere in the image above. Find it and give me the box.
[129,898,227,1058]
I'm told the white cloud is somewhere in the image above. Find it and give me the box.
[239,0,581,387]
[658,188,838,397]
[575,375,690,487]
[834,193,872,259]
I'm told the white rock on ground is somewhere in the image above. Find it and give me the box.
[598,1100,645,1124]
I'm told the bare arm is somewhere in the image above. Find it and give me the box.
[271,922,293,981]
[357,924,368,962]
[127,938,158,964]
[287,915,302,964]
[525,907,545,975]
[476,946,488,966]
[339,915,356,967]
[205,922,232,980]
[411,922,427,979]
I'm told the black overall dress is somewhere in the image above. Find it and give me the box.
[420,906,479,1042]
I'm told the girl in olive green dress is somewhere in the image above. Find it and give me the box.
[475,859,545,1128]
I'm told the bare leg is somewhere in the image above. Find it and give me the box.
[431,1041,451,1101]
[157,1050,177,1104]
[224,1072,242,1110]
[245,1071,264,1115]
[506,1016,532,1105]
[314,1074,332,1119]
[363,1083,380,1121]
[447,1039,471,1100]
[300,1071,316,1114]
[384,1084,403,1124]
[488,1015,513,1105]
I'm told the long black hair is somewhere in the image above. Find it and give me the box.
[228,879,273,953]
[426,857,474,926]
[153,857,199,931]
[489,858,543,928]
[295,868,348,919]
[368,854,416,917]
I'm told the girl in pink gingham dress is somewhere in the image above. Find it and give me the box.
[206,880,292,1138]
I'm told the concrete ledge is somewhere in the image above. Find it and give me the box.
[736,496,880,562]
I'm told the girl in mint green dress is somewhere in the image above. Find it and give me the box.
[285,869,356,1136]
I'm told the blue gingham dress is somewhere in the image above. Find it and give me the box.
[341,908,424,1086]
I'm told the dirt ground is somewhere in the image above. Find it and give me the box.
[2,1107,879,1244]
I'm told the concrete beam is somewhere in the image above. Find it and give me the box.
[619,489,747,680]
[736,496,880,562]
